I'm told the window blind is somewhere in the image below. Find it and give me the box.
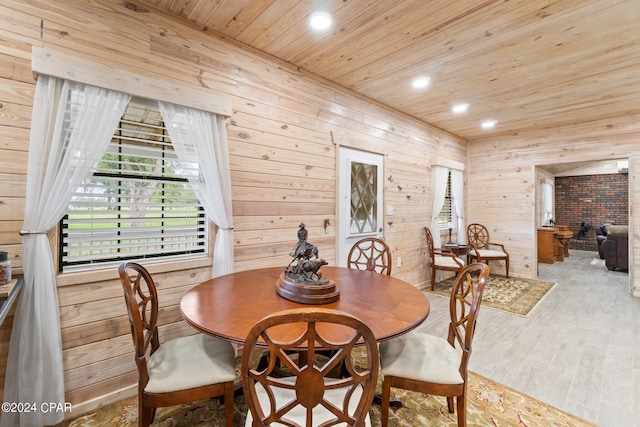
[60,99,207,271]
[437,171,453,228]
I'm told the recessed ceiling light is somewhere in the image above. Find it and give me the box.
[481,120,498,129]
[412,76,431,89]
[452,103,469,113]
[309,11,332,30]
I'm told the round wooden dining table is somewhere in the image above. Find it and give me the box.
[180,266,430,346]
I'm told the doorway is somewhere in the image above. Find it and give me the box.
[535,158,630,289]
[337,147,384,267]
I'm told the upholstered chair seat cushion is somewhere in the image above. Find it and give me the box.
[380,331,463,385]
[469,248,506,258]
[434,254,465,269]
[145,333,236,394]
[245,376,371,426]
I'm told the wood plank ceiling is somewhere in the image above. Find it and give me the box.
[137,0,640,141]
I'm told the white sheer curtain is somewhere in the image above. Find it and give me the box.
[1,76,130,427]
[158,101,234,277]
[450,169,466,244]
[430,166,449,249]
[541,181,554,226]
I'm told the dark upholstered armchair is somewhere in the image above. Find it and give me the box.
[601,225,628,271]
[596,223,614,259]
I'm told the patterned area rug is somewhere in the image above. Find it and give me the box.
[55,371,594,427]
[423,274,556,317]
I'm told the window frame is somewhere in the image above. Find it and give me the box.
[58,99,211,273]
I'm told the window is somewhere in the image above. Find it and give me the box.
[350,161,378,234]
[437,171,453,228]
[60,99,207,271]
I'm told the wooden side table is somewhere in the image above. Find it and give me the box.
[554,229,573,261]
[443,244,467,258]
[537,227,558,263]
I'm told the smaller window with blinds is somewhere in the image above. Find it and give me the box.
[60,99,208,272]
[437,171,453,228]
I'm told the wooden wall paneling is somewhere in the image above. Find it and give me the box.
[0,197,25,221]
[56,280,123,307]
[60,306,184,351]
[229,157,333,182]
[0,173,26,199]
[61,317,131,351]
[64,370,138,414]
[59,284,199,329]
[42,6,155,61]
[269,0,640,141]
[0,77,34,106]
[0,0,468,415]
[233,83,335,129]
[63,333,133,371]
[0,220,22,245]
[58,274,210,314]
[233,240,300,263]
[231,111,331,150]
[57,269,210,361]
[386,163,431,183]
[229,139,334,173]
[59,272,211,407]
[10,0,236,105]
[233,214,334,235]
[56,266,212,307]
[151,38,238,95]
[233,226,330,248]
[234,237,336,266]
[63,351,135,399]
[234,256,295,273]
[630,155,638,297]
[468,133,637,284]
[232,200,334,218]
[0,53,33,83]
[32,46,232,116]
[0,125,30,151]
[0,26,38,62]
[232,185,334,206]
[228,128,335,160]
[232,171,334,197]
[0,101,31,130]
[59,296,131,330]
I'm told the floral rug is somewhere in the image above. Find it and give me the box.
[56,371,593,427]
[422,275,556,317]
[54,294,585,427]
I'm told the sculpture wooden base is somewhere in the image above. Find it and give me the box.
[276,273,339,304]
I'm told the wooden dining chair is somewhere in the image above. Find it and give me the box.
[347,237,392,275]
[424,226,465,290]
[378,262,490,427]
[118,262,236,427]
[466,223,509,277]
[241,308,379,426]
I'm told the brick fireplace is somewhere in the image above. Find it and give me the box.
[554,173,628,251]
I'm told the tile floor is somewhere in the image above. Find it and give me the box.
[417,250,639,426]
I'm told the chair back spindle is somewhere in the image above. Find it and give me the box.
[347,237,392,275]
